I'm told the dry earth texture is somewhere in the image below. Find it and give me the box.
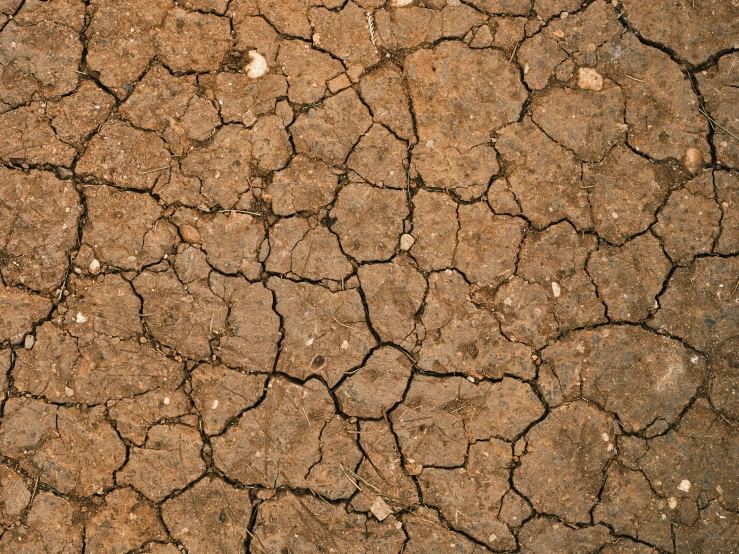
[0,0,738,552]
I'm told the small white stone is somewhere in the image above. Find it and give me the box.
[467,376,475,383]
[89,258,101,275]
[601,432,609,442]
[399,233,415,251]
[552,281,561,298]
[75,312,88,323]
[24,335,35,349]
[668,497,678,509]
[678,479,692,492]
[163,397,170,405]
[578,68,603,91]
[212,399,219,410]
[64,386,74,397]
[370,497,393,521]
[245,50,268,79]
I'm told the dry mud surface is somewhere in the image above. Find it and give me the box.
[0,0,738,552]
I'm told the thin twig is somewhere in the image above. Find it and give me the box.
[138,165,170,176]
[508,42,519,65]
[624,74,645,83]
[700,107,739,142]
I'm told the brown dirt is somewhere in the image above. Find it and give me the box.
[0,0,737,552]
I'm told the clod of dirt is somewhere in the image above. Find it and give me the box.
[497,119,591,230]
[419,440,516,550]
[539,325,706,433]
[200,71,287,125]
[251,493,405,554]
[278,40,343,105]
[0,168,81,293]
[0,398,125,496]
[358,256,426,346]
[291,89,372,165]
[267,155,339,216]
[117,423,205,502]
[108,387,191,445]
[336,346,412,418]
[85,488,166,554]
[155,9,231,73]
[403,506,489,554]
[85,0,170,98]
[0,8,83,108]
[375,6,442,50]
[0,492,83,553]
[310,2,381,68]
[265,219,352,282]
[359,63,415,141]
[649,256,739,352]
[419,270,536,380]
[179,124,253,209]
[587,233,671,322]
[454,202,525,288]
[406,41,525,199]
[621,0,739,66]
[653,171,721,265]
[162,476,252,554]
[211,276,281,370]
[409,190,459,271]
[493,276,559,348]
[351,419,419,513]
[0,287,51,344]
[191,364,266,434]
[330,183,409,262]
[392,375,543,467]
[119,65,220,155]
[715,171,739,254]
[518,517,613,553]
[583,145,670,245]
[634,399,739,517]
[0,466,30,526]
[269,278,376,386]
[517,221,605,330]
[594,462,673,550]
[83,185,177,271]
[133,268,228,360]
[709,336,739,422]
[348,124,408,190]
[597,33,709,163]
[531,84,625,162]
[514,401,619,524]
[213,377,361,497]
[0,103,76,166]
[76,119,171,191]
[697,53,739,170]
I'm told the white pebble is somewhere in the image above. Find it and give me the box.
[64,386,74,397]
[24,335,35,349]
[89,258,101,275]
[245,51,268,79]
[668,497,678,509]
[212,399,219,410]
[163,397,170,405]
[678,479,691,492]
[399,233,415,251]
[75,312,88,323]
[552,281,561,298]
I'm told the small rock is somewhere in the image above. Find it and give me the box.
[56,167,74,180]
[24,335,35,349]
[245,50,268,79]
[683,147,703,175]
[370,496,393,521]
[577,67,603,91]
[551,281,561,297]
[399,233,415,251]
[64,386,74,397]
[89,258,101,275]
[179,224,200,245]
[405,462,423,476]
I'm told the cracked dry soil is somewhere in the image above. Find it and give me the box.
[0,0,738,552]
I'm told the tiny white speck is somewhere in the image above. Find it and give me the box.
[163,397,170,405]
[678,479,691,492]
[75,313,88,323]
[212,399,219,410]
[552,282,561,298]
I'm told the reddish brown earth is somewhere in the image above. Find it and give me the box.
[0,0,738,552]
